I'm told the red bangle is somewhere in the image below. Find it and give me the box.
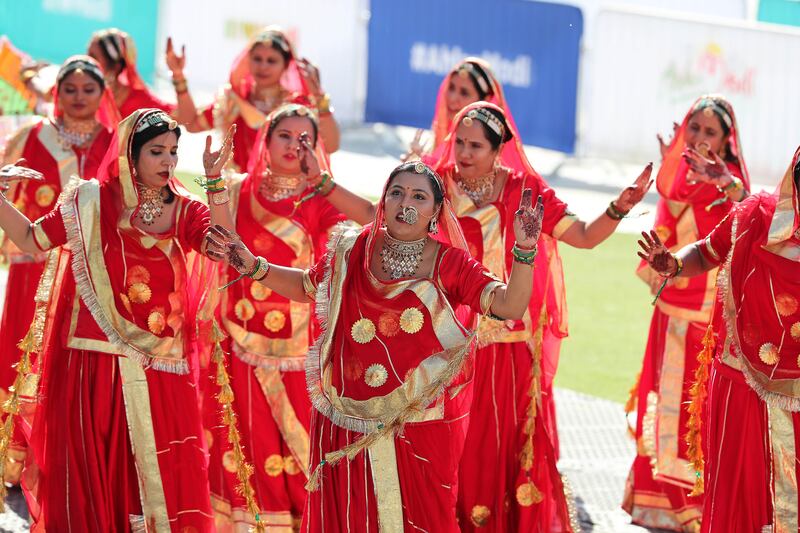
[205,173,221,179]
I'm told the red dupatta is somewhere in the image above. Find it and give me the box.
[716,146,800,409]
[51,55,120,130]
[639,95,749,317]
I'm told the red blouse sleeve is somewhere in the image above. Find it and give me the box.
[31,207,67,251]
[701,197,747,264]
[179,199,211,253]
[439,247,504,315]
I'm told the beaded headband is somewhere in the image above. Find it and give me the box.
[693,98,733,130]
[57,56,104,85]
[255,31,291,55]
[456,62,490,94]
[135,111,178,133]
[461,107,505,139]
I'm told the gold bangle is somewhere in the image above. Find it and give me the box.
[209,188,230,205]
[172,77,188,94]
[315,93,332,115]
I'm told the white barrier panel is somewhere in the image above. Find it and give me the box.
[156,0,367,123]
[580,7,800,184]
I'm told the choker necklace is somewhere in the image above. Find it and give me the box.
[380,231,426,280]
[138,186,165,225]
[251,86,285,114]
[56,116,98,150]
[458,169,496,205]
[259,170,303,202]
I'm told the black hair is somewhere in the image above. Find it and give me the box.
[266,106,319,147]
[252,33,292,64]
[97,37,125,74]
[57,57,106,89]
[464,61,494,101]
[472,106,513,150]
[386,162,445,206]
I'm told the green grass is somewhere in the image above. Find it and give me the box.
[554,232,653,403]
[176,170,207,198]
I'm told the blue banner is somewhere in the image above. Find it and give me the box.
[365,0,583,153]
[0,0,160,83]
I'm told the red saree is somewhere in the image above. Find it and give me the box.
[692,147,800,532]
[198,27,314,171]
[429,102,576,532]
[624,96,749,532]
[22,110,217,531]
[209,120,342,529]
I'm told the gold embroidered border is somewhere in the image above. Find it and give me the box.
[552,214,579,240]
[368,435,403,533]
[118,357,170,530]
[767,403,799,533]
[253,367,310,477]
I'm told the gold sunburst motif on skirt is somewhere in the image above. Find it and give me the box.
[147,309,166,335]
[515,481,543,506]
[364,363,388,388]
[264,309,287,332]
[222,450,237,473]
[759,343,780,365]
[351,318,376,344]
[378,312,401,337]
[250,282,272,301]
[35,185,55,207]
[283,455,300,475]
[128,282,152,304]
[264,454,284,477]
[776,293,799,317]
[127,264,151,285]
[470,505,491,527]
[792,322,800,342]
[234,298,255,321]
[399,307,424,334]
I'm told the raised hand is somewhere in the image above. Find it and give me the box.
[637,230,678,276]
[297,58,323,96]
[616,163,654,212]
[165,37,187,78]
[204,224,256,273]
[656,121,680,159]
[683,147,731,184]
[401,129,428,162]
[513,189,544,249]
[297,131,321,179]
[0,158,44,185]
[203,124,236,176]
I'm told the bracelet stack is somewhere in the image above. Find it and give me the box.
[605,200,629,221]
[172,77,188,95]
[315,93,333,116]
[720,176,744,194]
[666,254,684,278]
[248,256,271,281]
[511,243,537,265]
[196,174,230,205]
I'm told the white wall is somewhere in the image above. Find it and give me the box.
[580,6,800,185]
[155,0,369,123]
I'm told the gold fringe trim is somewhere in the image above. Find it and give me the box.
[231,343,306,371]
[624,371,641,439]
[305,331,475,492]
[685,324,715,497]
[517,307,546,504]
[210,320,265,532]
[0,327,36,511]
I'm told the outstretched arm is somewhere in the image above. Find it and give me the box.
[559,163,653,249]
[637,229,716,279]
[0,161,45,253]
[165,37,208,132]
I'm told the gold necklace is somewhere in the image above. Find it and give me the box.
[137,186,165,225]
[259,170,303,202]
[458,168,496,205]
[250,85,285,114]
[380,232,426,280]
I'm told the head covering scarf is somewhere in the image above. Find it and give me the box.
[52,54,120,129]
[430,101,568,338]
[656,94,749,203]
[89,28,145,91]
[229,26,309,102]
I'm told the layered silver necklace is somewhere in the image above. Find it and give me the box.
[380,232,426,280]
